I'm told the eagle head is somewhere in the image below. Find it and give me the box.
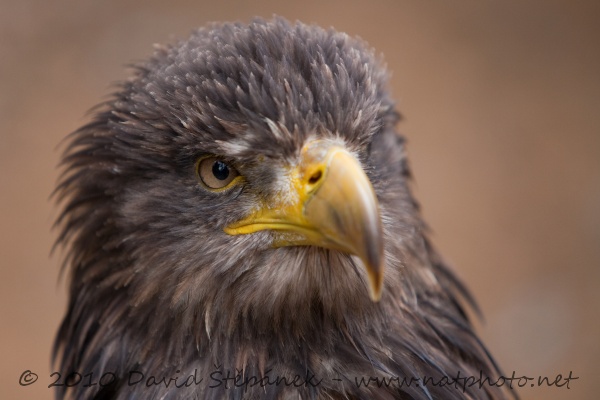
[54,17,509,400]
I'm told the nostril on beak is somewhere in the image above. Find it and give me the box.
[308,170,323,185]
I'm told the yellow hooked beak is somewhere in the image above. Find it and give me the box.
[224,141,385,301]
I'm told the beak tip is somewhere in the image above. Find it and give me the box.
[366,263,384,302]
[369,288,383,302]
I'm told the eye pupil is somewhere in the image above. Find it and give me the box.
[212,161,230,180]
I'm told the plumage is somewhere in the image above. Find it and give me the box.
[54,17,512,400]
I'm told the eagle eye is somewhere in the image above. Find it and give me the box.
[196,156,240,190]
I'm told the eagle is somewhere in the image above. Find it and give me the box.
[54,17,511,400]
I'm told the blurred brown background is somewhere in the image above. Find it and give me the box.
[1,1,598,399]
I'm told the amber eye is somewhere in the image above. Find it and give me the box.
[196,156,240,190]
